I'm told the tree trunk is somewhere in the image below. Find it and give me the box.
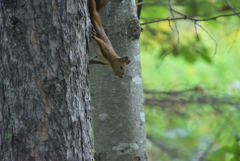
[0,0,92,160]
[89,0,147,160]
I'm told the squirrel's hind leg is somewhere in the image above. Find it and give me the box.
[89,55,108,65]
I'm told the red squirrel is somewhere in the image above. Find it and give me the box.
[88,0,130,78]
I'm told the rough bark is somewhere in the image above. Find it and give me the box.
[89,0,148,160]
[0,0,92,160]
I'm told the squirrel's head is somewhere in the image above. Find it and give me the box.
[112,56,131,78]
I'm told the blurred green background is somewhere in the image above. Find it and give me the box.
[138,0,240,160]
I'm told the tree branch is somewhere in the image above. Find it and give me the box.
[136,1,145,6]
[141,12,240,25]
[225,0,240,19]
[140,0,240,25]
[144,89,240,109]
[137,0,144,19]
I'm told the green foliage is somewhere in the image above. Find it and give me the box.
[139,0,240,63]
[207,139,240,161]
[139,0,240,160]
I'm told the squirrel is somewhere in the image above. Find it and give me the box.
[88,0,131,78]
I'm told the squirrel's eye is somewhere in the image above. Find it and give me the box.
[120,66,123,70]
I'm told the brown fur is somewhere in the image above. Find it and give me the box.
[89,0,130,78]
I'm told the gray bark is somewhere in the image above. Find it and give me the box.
[0,0,92,160]
[89,0,147,160]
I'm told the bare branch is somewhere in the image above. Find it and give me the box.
[194,21,199,41]
[136,1,145,6]
[140,0,239,59]
[168,0,180,45]
[225,0,240,19]
[144,89,240,110]
[147,135,182,158]
[194,23,218,56]
[141,12,240,26]
[195,126,225,161]
[137,0,144,19]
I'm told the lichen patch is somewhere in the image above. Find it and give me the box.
[31,25,38,49]
[40,120,49,141]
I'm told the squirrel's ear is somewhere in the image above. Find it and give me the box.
[126,60,131,64]
[120,56,129,63]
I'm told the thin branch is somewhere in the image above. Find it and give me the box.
[156,49,172,69]
[136,1,145,6]
[225,0,240,19]
[144,88,240,107]
[168,0,180,48]
[194,23,218,56]
[194,21,199,41]
[147,135,182,158]
[144,0,218,57]
[141,12,240,25]
[168,18,174,32]
[140,0,239,59]
[137,0,144,19]
[196,125,225,161]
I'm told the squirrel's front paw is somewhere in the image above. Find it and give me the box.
[92,29,97,37]
[90,29,97,41]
